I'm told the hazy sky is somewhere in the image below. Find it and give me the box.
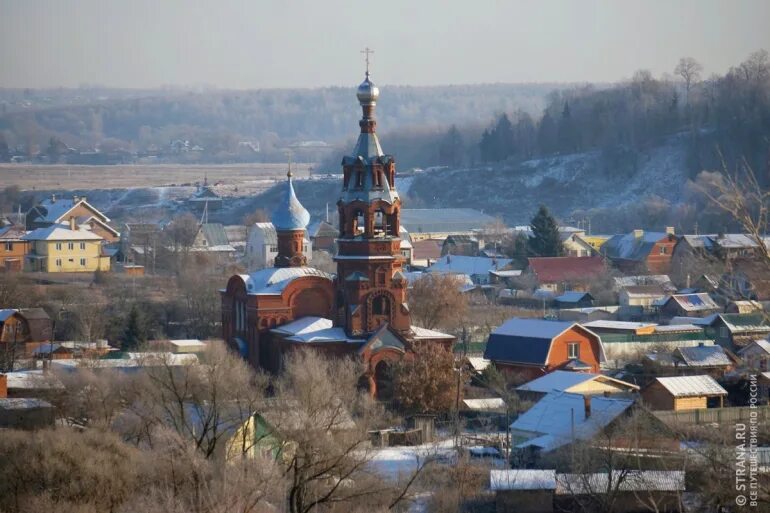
[2,0,769,89]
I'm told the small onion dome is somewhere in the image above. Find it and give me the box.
[271,174,310,231]
[356,73,379,104]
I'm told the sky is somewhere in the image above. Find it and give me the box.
[1,0,769,89]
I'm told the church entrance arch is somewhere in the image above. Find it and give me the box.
[374,360,393,401]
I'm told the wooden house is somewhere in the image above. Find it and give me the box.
[0,225,28,272]
[527,256,606,292]
[737,340,770,371]
[484,318,605,380]
[659,293,720,319]
[601,229,678,274]
[642,375,727,411]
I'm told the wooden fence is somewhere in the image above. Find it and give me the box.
[654,405,770,425]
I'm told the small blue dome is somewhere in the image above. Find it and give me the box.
[271,175,310,231]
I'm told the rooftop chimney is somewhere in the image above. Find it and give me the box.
[633,229,644,239]
[584,395,592,419]
[69,217,76,231]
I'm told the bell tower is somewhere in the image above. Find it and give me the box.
[335,54,410,337]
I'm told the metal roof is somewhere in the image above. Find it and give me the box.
[271,176,310,231]
[602,231,672,262]
[554,291,593,303]
[654,375,727,397]
[555,471,685,494]
[427,255,513,276]
[516,370,638,394]
[491,469,557,491]
[22,223,103,241]
[399,208,497,234]
[271,316,354,343]
[675,345,732,367]
[243,267,333,295]
[665,293,719,312]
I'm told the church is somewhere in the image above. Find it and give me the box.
[221,66,455,398]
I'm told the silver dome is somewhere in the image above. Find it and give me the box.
[356,74,379,104]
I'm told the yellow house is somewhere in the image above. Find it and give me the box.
[577,234,610,252]
[22,221,110,273]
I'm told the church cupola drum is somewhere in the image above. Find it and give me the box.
[336,56,410,336]
[272,163,310,268]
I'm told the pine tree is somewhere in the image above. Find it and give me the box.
[528,205,564,257]
[121,306,145,351]
[438,125,463,167]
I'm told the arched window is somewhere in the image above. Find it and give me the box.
[354,210,365,236]
[372,295,391,316]
[375,266,387,286]
[356,170,363,188]
[373,210,386,237]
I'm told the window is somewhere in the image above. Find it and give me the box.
[568,342,580,360]
[80,258,86,266]
[55,243,62,251]
[68,242,74,250]
[372,295,391,316]
[4,242,11,251]
[659,246,667,255]
[55,258,62,267]
[80,242,86,250]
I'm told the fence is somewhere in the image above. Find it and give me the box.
[654,405,770,425]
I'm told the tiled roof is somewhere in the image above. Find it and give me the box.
[528,256,605,283]
[654,375,727,397]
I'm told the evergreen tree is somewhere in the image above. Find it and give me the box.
[438,125,463,167]
[528,205,564,257]
[121,306,146,351]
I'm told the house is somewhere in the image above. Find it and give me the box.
[120,223,161,267]
[737,339,770,371]
[659,293,720,319]
[441,234,481,257]
[613,274,675,292]
[410,238,443,267]
[191,223,237,256]
[0,397,56,429]
[491,469,685,513]
[641,375,727,410]
[399,208,497,240]
[246,222,312,269]
[556,306,620,323]
[0,309,30,345]
[707,313,770,350]
[26,195,118,242]
[725,300,763,314]
[22,220,110,272]
[516,370,639,400]
[618,285,669,310]
[527,256,606,292]
[561,231,597,257]
[0,308,52,363]
[601,229,678,274]
[426,254,513,285]
[224,225,249,254]
[722,259,770,301]
[32,343,75,360]
[510,391,634,452]
[0,225,28,272]
[307,220,339,252]
[553,291,594,309]
[17,308,52,342]
[484,318,605,379]
[671,344,735,376]
[491,469,557,513]
[187,183,223,212]
[398,227,413,266]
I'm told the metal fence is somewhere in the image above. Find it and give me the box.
[653,405,770,425]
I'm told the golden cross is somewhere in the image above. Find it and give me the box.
[360,47,374,76]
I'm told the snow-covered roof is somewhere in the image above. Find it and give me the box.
[462,398,506,411]
[512,392,634,451]
[653,324,703,333]
[467,357,491,372]
[602,231,672,262]
[490,269,523,278]
[242,267,333,295]
[0,398,53,410]
[270,316,353,343]
[654,375,727,397]
[516,370,638,394]
[22,223,103,241]
[410,325,453,340]
[427,255,513,276]
[675,345,732,367]
[613,275,674,289]
[554,291,593,303]
[582,320,656,331]
[665,293,719,312]
[0,309,18,322]
[738,339,770,356]
[271,175,310,231]
[490,469,557,491]
[555,471,685,494]
[31,197,109,224]
[4,370,63,390]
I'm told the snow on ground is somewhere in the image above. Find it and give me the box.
[367,438,456,481]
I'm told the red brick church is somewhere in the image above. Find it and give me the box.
[222,67,454,397]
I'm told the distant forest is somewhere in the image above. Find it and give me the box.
[0,83,553,164]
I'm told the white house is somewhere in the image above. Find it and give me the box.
[246,222,312,269]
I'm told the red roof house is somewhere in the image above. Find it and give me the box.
[527,256,606,292]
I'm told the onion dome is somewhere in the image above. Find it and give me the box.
[271,170,310,231]
[356,72,380,105]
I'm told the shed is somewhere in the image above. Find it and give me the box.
[554,291,594,309]
[0,397,55,429]
[491,469,557,513]
[642,375,727,411]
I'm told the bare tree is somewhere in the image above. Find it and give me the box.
[408,273,469,331]
[242,208,270,226]
[674,57,703,104]
[392,342,462,414]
